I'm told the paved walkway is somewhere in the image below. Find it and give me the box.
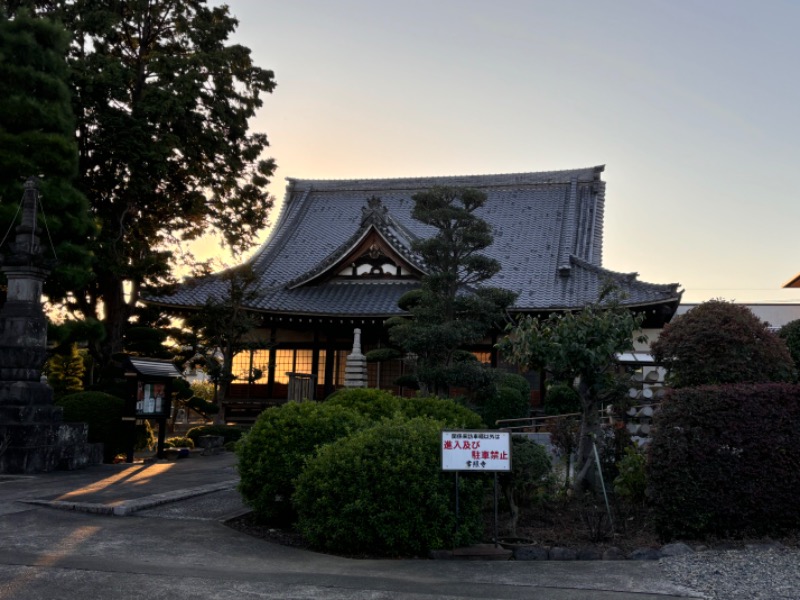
[0,453,700,600]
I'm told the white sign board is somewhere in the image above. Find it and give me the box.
[441,431,512,472]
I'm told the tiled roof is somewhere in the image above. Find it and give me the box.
[149,166,681,316]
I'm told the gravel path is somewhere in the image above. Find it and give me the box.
[660,545,800,600]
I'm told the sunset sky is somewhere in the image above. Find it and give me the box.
[199,0,800,304]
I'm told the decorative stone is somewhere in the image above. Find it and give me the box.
[602,546,626,560]
[577,547,603,560]
[628,547,662,560]
[548,547,577,560]
[343,328,368,388]
[513,545,549,561]
[660,542,694,557]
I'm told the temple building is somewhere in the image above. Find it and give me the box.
[149,166,681,419]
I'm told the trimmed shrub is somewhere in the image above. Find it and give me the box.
[613,445,647,505]
[135,419,156,452]
[498,372,531,400]
[648,383,800,540]
[482,386,529,428]
[237,401,366,521]
[57,392,125,463]
[164,436,195,449]
[544,382,581,415]
[779,319,800,379]
[293,416,485,556]
[651,300,794,388]
[328,388,484,428]
[325,387,403,420]
[500,435,554,535]
[399,395,484,428]
[186,424,243,445]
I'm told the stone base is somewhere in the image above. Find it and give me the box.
[0,422,103,474]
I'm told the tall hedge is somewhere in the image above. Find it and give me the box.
[293,416,485,556]
[237,401,366,520]
[648,383,800,540]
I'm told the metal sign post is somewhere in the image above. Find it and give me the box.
[441,430,512,547]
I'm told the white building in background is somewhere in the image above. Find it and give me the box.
[675,303,800,332]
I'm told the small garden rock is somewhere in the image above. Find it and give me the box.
[660,542,694,557]
[513,545,549,561]
[577,547,603,560]
[628,547,662,560]
[548,547,577,560]
[602,546,626,560]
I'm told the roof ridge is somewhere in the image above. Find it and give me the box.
[568,255,681,293]
[285,166,605,191]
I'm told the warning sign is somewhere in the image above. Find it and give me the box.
[441,430,512,472]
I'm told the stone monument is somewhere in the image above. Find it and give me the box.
[0,177,101,473]
[343,328,368,388]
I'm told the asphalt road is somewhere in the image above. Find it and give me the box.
[0,454,699,600]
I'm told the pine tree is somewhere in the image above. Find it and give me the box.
[0,8,93,298]
[47,343,86,398]
[386,186,517,396]
[3,1,277,374]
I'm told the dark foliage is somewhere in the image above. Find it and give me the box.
[236,401,366,521]
[386,186,516,396]
[0,8,93,297]
[7,1,277,372]
[186,424,243,445]
[57,391,124,462]
[293,416,486,556]
[779,319,800,380]
[481,386,530,428]
[651,300,794,388]
[543,382,582,415]
[648,383,800,540]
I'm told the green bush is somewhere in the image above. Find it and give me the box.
[613,445,647,505]
[399,396,484,428]
[499,435,553,535]
[293,416,485,556]
[325,387,403,420]
[164,436,195,449]
[327,388,484,428]
[779,319,800,380]
[482,386,529,428]
[135,419,156,452]
[186,396,219,414]
[651,300,795,388]
[648,383,800,540]
[501,436,553,502]
[186,424,243,445]
[237,401,366,521]
[544,383,581,415]
[57,392,125,463]
[498,372,531,399]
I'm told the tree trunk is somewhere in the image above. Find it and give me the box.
[572,378,601,494]
[96,278,132,379]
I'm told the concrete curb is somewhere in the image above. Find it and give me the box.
[20,479,239,516]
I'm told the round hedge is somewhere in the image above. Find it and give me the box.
[293,416,485,556]
[324,387,403,420]
[327,387,483,428]
[237,401,366,521]
[57,392,125,463]
[186,424,243,445]
[398,395,484,428]
[481,386,529,428]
